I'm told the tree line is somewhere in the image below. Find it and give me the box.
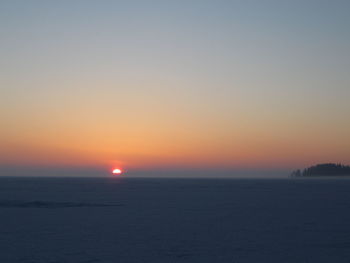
[291,163,350,177]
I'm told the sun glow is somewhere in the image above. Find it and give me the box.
[112,168,123,175]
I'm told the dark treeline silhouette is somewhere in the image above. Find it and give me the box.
[291,163,350,177]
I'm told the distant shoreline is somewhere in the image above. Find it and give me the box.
[291,163,350,177]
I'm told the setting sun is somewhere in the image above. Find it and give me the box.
[112,168,123,175]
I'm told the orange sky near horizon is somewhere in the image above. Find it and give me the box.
[2,92,349,171]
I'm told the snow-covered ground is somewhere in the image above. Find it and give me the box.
[0,177,350,263]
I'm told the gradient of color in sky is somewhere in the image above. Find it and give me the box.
[1,0,350,177]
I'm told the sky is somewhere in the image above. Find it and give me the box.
[1,0,350,177]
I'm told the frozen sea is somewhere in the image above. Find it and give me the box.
[1,177,350,263]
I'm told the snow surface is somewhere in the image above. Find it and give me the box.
[0,177,350,263]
